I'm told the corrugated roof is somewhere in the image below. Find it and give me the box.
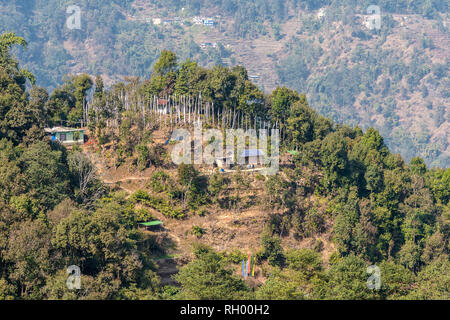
[44,127,84,133]
[240,149,264,157]
[139,221,163,227]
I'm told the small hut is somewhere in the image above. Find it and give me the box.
[239,149,264,165]
[139,221,163,231]
[44,127,85,145]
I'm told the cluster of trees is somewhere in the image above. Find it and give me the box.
[140,50,265,117]
[0,33,163,299]
[165,242,449,300]
[0,32,448,300]
[249,82,448,298]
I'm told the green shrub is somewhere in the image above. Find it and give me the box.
[196,208,208,216]
[255,173,266,181]
[191,226,205,238]
[227,249,247,264]
[260,233,285,267]
[130,190,152,203]
[149,170,171,193]
[136,143,150,171]
[131,190,184,219]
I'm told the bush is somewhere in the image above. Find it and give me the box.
[130,190,185,219]
[255,173,266,181]
[208,172,226,198]
[135,208,154,222]
[136,143,150,171]
[196,208,208,216]
[130,190,152,203]
[302,208,326,237]
[285,248,323,278]
[149,171,171,193]
[260,233,285,267]
[191,226,205,238]
[226,249,247,264]
[149,144,165,166]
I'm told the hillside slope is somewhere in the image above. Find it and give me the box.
[0,1,448,167]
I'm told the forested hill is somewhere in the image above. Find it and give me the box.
[0,0,448,167]
[0,32,449,300]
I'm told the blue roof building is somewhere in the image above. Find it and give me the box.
[202,19,216,26]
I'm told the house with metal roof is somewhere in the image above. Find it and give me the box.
[44,127,85,145]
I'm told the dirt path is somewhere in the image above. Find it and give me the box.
[102,176,152,194]
[102,176,151,184]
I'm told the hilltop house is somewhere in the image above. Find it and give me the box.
[202,18,216,26]
[193,16,216,26]
[200,42,217,49]
[45,127,85,145]
[214,149,265,168]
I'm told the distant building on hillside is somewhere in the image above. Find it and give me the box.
[239,149,265,165]
[139,221,163,231]
[193,16,203,25]
[193,16,216,26]
[213,149,265,169]
[317,8,326,19]
[45,127,85,145]
[202,18,216,26]
[200,42,217,49]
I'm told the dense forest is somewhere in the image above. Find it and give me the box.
[0,32,448,300]
[0,0,448,168]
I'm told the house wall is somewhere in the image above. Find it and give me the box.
[242,156,261,164]
[249,156,260,164]
[215,158,231,168]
